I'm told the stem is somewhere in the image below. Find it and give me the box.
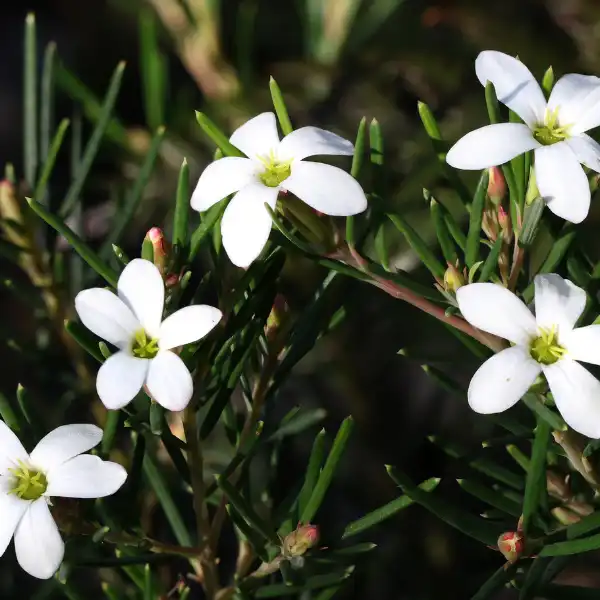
[508,242,525,291]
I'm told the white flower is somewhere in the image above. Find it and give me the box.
[447,50,600,224]
[75,259,222,411]
[0,422,126,579]
[457,273,600,438]
[190,112,368,267]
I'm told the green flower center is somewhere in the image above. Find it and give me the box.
[9,462,48,501]
[532,108,571,146]
[529,326,567,365]
[257,151,292,188]
[132,329,159,359]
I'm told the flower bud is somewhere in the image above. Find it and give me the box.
[488,167,506,204]
[283,524,319,557]
[265,294,290,341]
[497,531,524,564]
[144,227,171,275]
[443,262,465,293]
[497,206,512,244]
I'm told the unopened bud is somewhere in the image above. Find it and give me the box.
[144,227,171,274]
[497,206,512,244]
[497,531,524,564]
[265,294,290,342]
[443,262,465,293]
[283,524,319,557]
[488,167,506,204]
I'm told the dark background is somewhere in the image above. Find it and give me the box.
[2,0,600,598]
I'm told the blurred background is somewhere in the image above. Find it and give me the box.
[2,0,600,598]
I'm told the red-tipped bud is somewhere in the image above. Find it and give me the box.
[497,531,524,564]
[283,524,319,557]
[497,205,513,244]
[488,166,506,203]
[144,227,171,274]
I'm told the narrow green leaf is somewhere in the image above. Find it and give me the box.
[542,66,555,96]
[188,198,227,261]
[27,198,119,287]
[149,402,164,436]
[173,158,190,248]
[143,564,153,600]
[33,118,70,202]
[351,117,367,180]
[300,417,354,523]
[270,408,327,441]
[466,171,489,268]
[112,244,130,266]
[506,445,530,471]
[540,532,600,557]
[374,222,390,271]
[522,393,566,432]
[431,199,457,264]
[0,391,21,432]
[195,112,244,157]
[64,320,104,363]
[40,42,57,191]
[101,410,120,456]
[298,429,326,520]
[521,416,551,536]
[477,236,503,282]
[60,62,126,217]
[139,9,166,130]
[16,384,33,427]
[417,100,442,139]
[387,213,445,280]
[226,505,269,562]
[269,77,293,136]
[471,565,515,600]
[253,570,353,597]
[519,557,553,600]
[369,118,384,195]
[566,510,600,540]
[99,342,112,360]
[457,478,520,517]
[342,477,440,539]
[24,13,38,188]
[484,81,500,124]
[519,197,545,247]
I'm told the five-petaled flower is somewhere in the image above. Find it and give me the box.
[75,259,222,411]
[457,273,600,438]
[190,112,368,268]
[447,50,600,224]
[0,422,126,579]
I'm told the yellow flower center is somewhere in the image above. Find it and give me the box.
[9,461,48,501]
[532,107,572,146]
[132,329,159,359]
[529,325,567,365]
[257,151,292,188]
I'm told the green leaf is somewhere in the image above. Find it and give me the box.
[253,570,353,597]
[342,477,440,539]
[60,61,126,217]
[519,557,553,600]
[458,478,520,517]
[0,391,21,432]
[431,199,457,265]
[471,565,515,600]
[542,66,555,96]
[566,509,600,540]
[540,532,600,556]
[484,81,500,124]
[141,236,154,262]
[101,410,120,456]
[27,198,119,287]
[24,13,38,188]
[16,384,33,428]
[298,429,327,520]
[269,77,293,136]
[478,236,503,282]
[33,118,70,202]
[40,42,57,194]
[226,504,269,562]
[188,198,227,261]
[369,118,384,194]
[346,117,367,247]
[300,417,354,524]
[149,402,164,436]
[173,158,190,248]
[522,393,566,432]
[195,112,244,157]
[521,416,551,536]
[519,197,544,247]
[466,171,488,268]
[270,408,327,441]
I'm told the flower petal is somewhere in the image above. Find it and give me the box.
[159,305,222,351]
[446,123,540,170]
[30,424,103,473]
[0,421,29,474]
[543,359,600,438]
[45,455,127,498]
[230,112,280,158]
[14,499,64,579]
[0,479,28,557]
[145,351,193,411]
[74,288,139,348]
[283,162,367,216]
[468,346,541,414]
[96,352,149,410]
[221,183,279,268]
[535,143,590,223]
[190,157,258,212]
[566,134,600,173]
[533,273,586,336]
[548,73,600,135]
[456,282,537,345]
[277,127,354,162]
[563,325,600,366]
[118,259,164,336]
[475,51,547,127]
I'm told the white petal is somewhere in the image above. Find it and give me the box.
[475,51,547,127]
[548,73,600,135]
[533,273,586,336]
[96,352,148,410]
[277,127,354,162]
[14,499,64,579]
[74,288,139,348]
[118,259,164,336]
[46,455,127,498]
[159,305,222,351]
[30,424,103,473]
[566,134,600,173]
[221,183,279,268]
[145,351,193,411]
[456,282,537,345]
[564,325,600,366]
[535,143,590,223]
[446,123,540,170]
[230,112,280,159]
[468,346,541,414]
[543,359,600,438]
[283,162,367,216]
[0,479,28,557]
[190,157,258,212]
[0,421,29,474]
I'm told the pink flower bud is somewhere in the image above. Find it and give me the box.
[497,531,524,564]
[144,227,171,274]
[488,166,506,203]
[283,524,319,557]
